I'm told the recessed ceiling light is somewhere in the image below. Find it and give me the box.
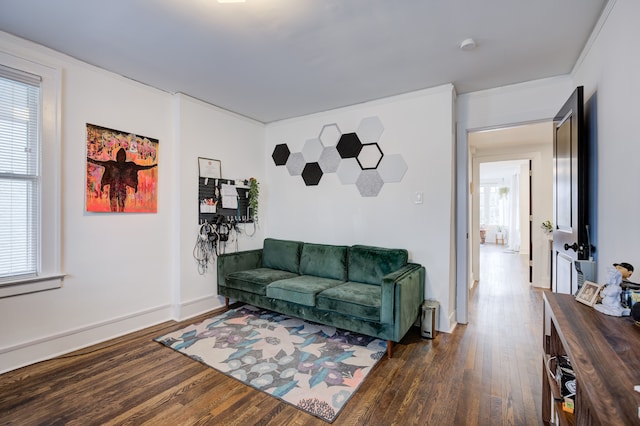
[460,38,477,51]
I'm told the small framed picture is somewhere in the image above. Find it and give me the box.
[198,157,221,179]
[575,281,602,306]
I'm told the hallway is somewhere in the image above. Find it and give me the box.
[465,242,545,424]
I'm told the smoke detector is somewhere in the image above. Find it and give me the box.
[460,38,477,51]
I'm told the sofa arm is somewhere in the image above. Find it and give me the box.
[380,263,425,334]
[217,249,263,289]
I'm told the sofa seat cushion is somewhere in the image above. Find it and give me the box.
[266,275,344,307]
[225,268,298,295]
[316,282,381,321]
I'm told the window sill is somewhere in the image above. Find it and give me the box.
[0,274,66,298]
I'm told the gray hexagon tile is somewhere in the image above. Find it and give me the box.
[377,154,408,182]
[336,158,362,184]
[319,123,341,147]
[356,116,384,144]
[302,138,324,162]
[356,170,384,197]
[318,146,341,173]
[357,143,383,170]
[286,152,305,176]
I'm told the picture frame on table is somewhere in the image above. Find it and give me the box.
[575,280,602,306]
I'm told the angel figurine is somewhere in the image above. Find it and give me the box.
[594,266,631,316]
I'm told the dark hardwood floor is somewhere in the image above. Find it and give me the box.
[0,244,544,425]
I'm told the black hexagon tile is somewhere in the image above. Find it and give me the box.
[336,133,363,158]
[272,143,290,166]
[302,162,323,186]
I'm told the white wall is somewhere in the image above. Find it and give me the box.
[572,0,640,282]
[0,32,266,373]
[265,85,457,331]
[175,94,266,319]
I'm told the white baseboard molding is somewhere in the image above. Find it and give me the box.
[175,294,226,321]
[0,303,173,374]
[445,310,457,333]
[532,278,551,289]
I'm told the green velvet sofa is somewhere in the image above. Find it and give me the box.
[217,238,425,357]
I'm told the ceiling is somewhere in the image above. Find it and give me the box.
[471,121,552,181]
[0,0,607,123]
[469,122,552,150]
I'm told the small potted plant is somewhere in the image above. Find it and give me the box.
[248,177,259,222]
[541,220,553,239]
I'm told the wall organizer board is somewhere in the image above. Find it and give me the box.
[197,158,253,225]
[271,116,408,197]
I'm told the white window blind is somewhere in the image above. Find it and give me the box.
[0,65,41,281]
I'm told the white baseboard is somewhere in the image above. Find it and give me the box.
[532,278,551,289]
[0,303,173,374]
[445,310,457,333]
[175,294,226,321]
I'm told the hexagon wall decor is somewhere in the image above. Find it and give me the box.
[271,116,408,193]
[356,116,384,144]
[272,143,290,166]
[302,162,323,186]
[336,133,363,159]
[319,123,341,147]
[286,152,305,176]
[318,146,341,173]
[357,143,383,170]
[377,154,408,183]
[356,170,384,197]
[302,138,324,162]
[336,158,362,184]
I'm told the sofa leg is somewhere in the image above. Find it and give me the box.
[387,340,393,359]
[225,297,229,310]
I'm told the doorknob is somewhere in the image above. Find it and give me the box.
[564,242,578,252]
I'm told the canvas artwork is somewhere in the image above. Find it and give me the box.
[86,123,159,213]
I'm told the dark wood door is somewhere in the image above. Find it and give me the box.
[552,87,589,294]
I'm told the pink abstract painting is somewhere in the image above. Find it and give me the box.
[86,123,158,213]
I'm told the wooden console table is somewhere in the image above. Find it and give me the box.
[543,292,640,425]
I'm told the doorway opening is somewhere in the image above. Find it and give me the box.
[468,122,553,292]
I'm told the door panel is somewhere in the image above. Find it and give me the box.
[555,115,572,231]
[555,252,573,294]
[552,87,587,295]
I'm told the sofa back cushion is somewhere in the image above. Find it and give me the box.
[348,245,408,285]
[262,238,303,274]
[299,243,348,281]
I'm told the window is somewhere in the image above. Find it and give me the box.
[479,182,506,227]
[0,52,62,298]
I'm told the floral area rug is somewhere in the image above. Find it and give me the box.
[154,305,386,423]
